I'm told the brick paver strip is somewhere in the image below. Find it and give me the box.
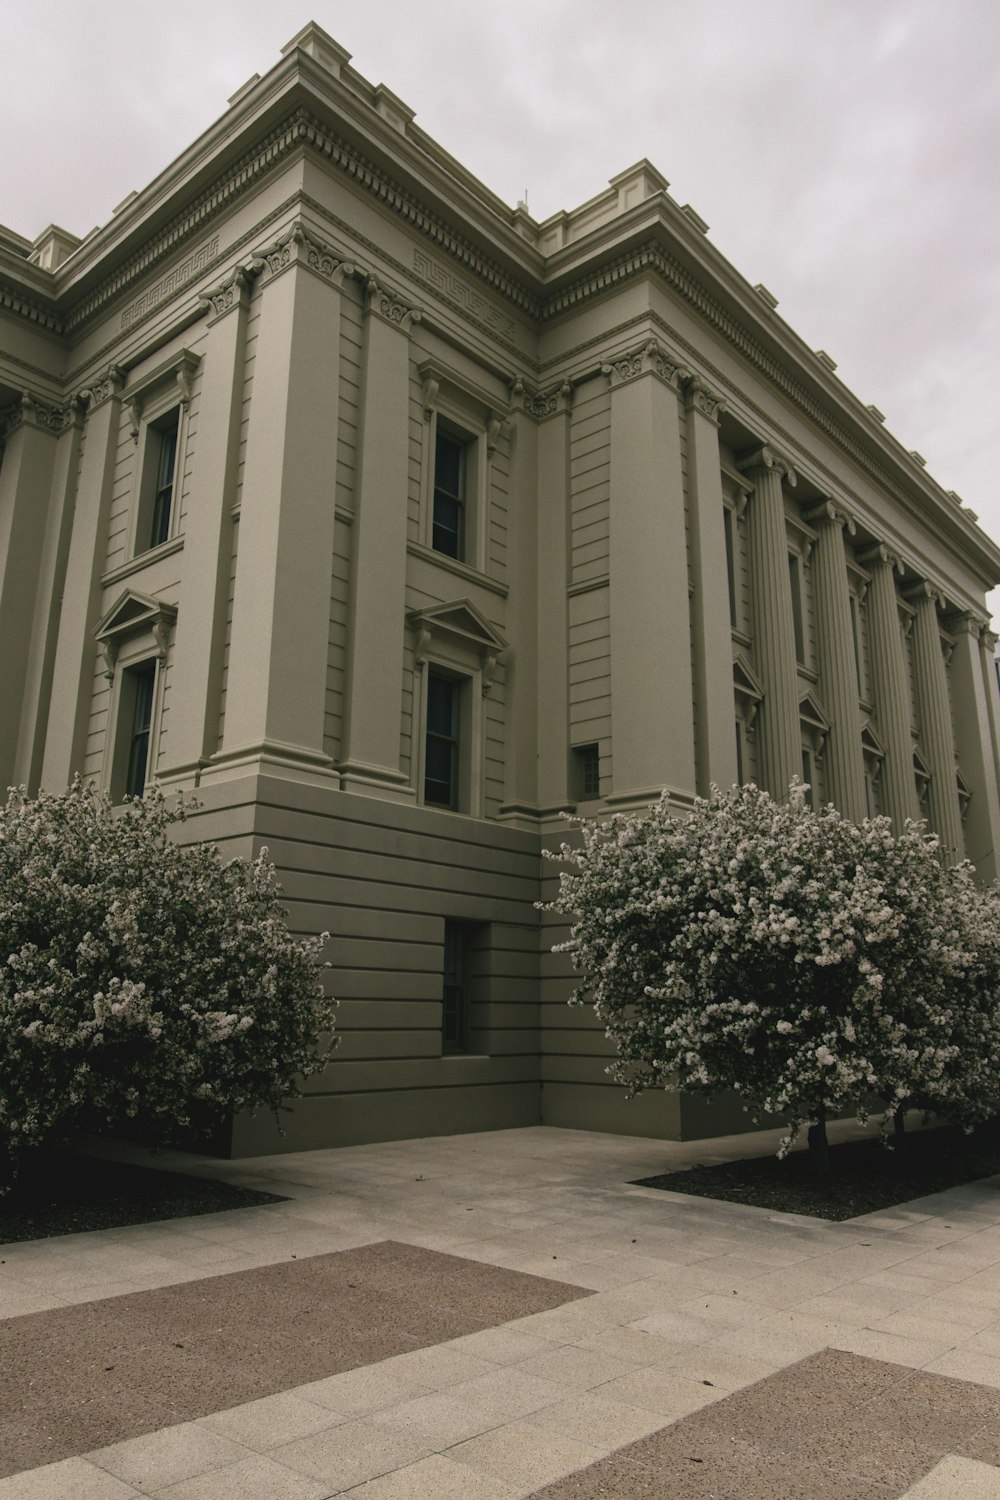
[1,1238,590,1478]
[529,1348,1000,1498]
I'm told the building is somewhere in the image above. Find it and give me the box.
[4,23,1000,1153]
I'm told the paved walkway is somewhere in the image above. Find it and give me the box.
[3,1122,1000,1497]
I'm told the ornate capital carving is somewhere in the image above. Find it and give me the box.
[200,264,252,320]
[512,378,572,420]
[3,390,74,438]
[79,364,125,411]
[364,276,421,332]
[948,611,988,639]
[805,498,856,536]
[684,374,725,423]
[250,221,355,290]
[982,628,998,654]
[602,340,690,391]
[904,580,944,611]
[859,542,904,576]
[736,445,797,487]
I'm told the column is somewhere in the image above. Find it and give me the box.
[41,365,124,790]
[210,225,349,785]
[12,398,85,792]
[907,582,963,860]
[686,378,738,794]
[606,342,695,804]
[498,380,574,823]
[536,383,573,814]
[862,545,919,826]
[807,500,867,821]
[338,275,420,800]
[737,445,800,800]
[948,613,1000,878]
[0,395,61,788]
[160,268,251,787]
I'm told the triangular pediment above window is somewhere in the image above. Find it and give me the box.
[799,691,831,758]
[860,721,886,761]
[732,654,764,704]
[93,590,177,679]
[408,599,507,657]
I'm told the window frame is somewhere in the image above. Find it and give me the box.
[122,348,199,561]
[418,357,504,575]
[93,589,176,801]
[416,659,478,815]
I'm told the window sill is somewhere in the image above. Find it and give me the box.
[407,541,508,598]
[102,535,184,588]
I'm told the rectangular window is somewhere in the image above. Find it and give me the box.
[148,418,178,550]
[424,672,459,808]
[788,552,806,665]
[125,662,156,798]
[735,720,745,785]
[801,748,815,807]
[442,921,468,1052]
[723,507,738,629]
[432,430,465,559]
[849,592,863,697]
[573,743,601,799]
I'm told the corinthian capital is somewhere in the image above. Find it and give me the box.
[364,276,421,332]
[684,375,725,423]
[200,265,252,320]
[79,364,124,410]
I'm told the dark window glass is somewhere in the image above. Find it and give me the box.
[149,419,178,549]
[788,552,805,664]
[574,743,600,799]
[126,663,156,798]
[723,507,738,628]
[735,721,744,785]
[433,431,464,558]
[425,673,458,807]
[442,921,466,1051]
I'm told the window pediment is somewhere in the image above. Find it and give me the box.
[409,599,507,693]
[93,589,176,679]
[799,691,831,759]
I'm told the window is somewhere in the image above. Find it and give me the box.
[849,592,864,697]
[425,671,460,808]
[442,921,468,1051]
[148,416,178,550]
[788,551,806,665]
[124,662,156,797]
[723,506,738,629]
[122,346,199,559]
[573,743,601,800]
[432,430,466,560]
[800,748,815,808]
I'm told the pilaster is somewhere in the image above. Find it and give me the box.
[208,225,351,786]
[806,500,867,821]
[862,545,919,827]
[0,394,64,788]
[41,366,125,790]
[685,377,738,794]
[907,582,964,861]
[338,274,421,800]
[605,342,696,804]
[160,268,252,788]
[947,613,1000,878]
[737,445,800,799]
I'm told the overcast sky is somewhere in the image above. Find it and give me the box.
[5,0,999,613]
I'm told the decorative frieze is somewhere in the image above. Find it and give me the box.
[412,248,517,341]
[120,237,220,330]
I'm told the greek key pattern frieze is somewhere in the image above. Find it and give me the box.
[120,238,219,330]
[413,250,516,340]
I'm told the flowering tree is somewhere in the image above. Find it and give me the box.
[545,783,1000,1169]
[0,780,336,1193]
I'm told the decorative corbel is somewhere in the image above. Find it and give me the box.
[421,374,439,421]
[151,616,172,662]
[482,653,498,696]
[100,640,118,682]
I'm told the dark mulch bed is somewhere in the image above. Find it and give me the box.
[0,1148,287,1244]
[632,1116,1000,1221]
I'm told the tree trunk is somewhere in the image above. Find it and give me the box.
[808,1104,830,1174]
[893,1107,906,1150]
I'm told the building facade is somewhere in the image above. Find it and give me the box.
[4,24,1000,1152]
